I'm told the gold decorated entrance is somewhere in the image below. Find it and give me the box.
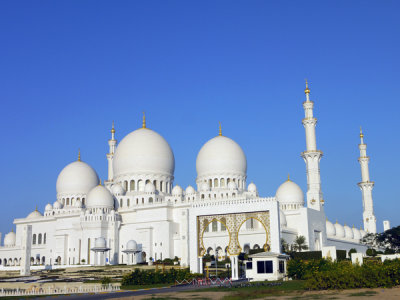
[197,211,271,257]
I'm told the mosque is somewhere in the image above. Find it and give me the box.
[0,82,386,272]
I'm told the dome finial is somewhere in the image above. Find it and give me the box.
[35,205,38,211]
[287,173,291,181]
[99,178,102,186]
[78,149,81,161]
[11,227,14,233]
[142,112,146,129]
[219,122,222,136]
[359,126,364,143]
[111,121,115,134]
[305,78,310,94]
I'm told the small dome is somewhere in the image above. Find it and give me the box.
[248,182,257,193]
[196,136,247,178]
[352,227,361,240]
[326,220,336,236]
[4,231,16,247]
[113,128,175,178]
[111,184,126,196]
[334,222,345,238]
[27,209,43,219]
[86,185,114,209]
[172,185,183,196]
[45,203,53,211]
[53,201,63,209]
[280,210,287,227]
[185,185,195,194]
[344,225,354,239]
[228,181,237,190]
[56,161,99,196]
[276,179,304,206]
[144,182,156,193]
[94,237,106,248]
[200,182,210,192]
[74,199,83,208]
[126,240,138,251]
[360,229,367,238]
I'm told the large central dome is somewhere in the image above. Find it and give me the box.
[196,135,247,178]
[113,128,175,178]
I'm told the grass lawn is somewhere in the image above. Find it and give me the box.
[185,280,305,299]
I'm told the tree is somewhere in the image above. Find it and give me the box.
[281,238,290,253]
[376,225,400,253]
[292,235,309,252]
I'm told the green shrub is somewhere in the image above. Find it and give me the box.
[366,248,377,257]
[162,258,174,265]
[121,268,203,286]
[290,251,322,260]
[101,277,111,285]
[303,258,400,290]
[336,250,347,261]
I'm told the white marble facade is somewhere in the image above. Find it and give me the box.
[0,83,380,271]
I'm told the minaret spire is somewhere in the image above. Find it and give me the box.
[219,122,222,136]
[301,80,324,211]
[142,112,146,128]
[107,121,117,182]
[357,128,376,233]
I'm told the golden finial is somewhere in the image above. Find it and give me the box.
[78,149,81,162]
[11,228,14,233]
[336,219,338,224]
[111,121,115,134]
[142,112,146,128]
[99,179,102,186]
[35,205,38,211]
[287,173,291,181]
[352,224,355,228]
[360,126,364,139]
[219,122,222,136]
[304,78,310,94]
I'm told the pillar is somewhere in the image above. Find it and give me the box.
[20,225,32,276]
[230,255,239,280]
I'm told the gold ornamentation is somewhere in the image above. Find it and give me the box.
[287,173,290,181]
[305,79,310,94]
[219,122,222,136]
[78,149,81,161]
[142,112,146,128]
[111,121,115,134]
[360,126,364,139]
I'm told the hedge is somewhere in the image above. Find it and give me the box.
[288,258,400,290]
[121,268,202,286]
[290,251,322,260]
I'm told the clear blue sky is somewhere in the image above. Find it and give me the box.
[0,1,399,235]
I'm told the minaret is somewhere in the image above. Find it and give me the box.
[358,127,376,233]
[106,121,117,181]
[301,80,324,211]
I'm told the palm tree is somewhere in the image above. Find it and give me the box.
[292,235,309,252]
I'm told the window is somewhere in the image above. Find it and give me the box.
[279,260,285,273]
[43,233,46,244]
[130,180,135,191]
[257,260,273,274]
[246,261,253,270]
[32,234,36,245]
[212,221,218,232]
[38,234,42,244]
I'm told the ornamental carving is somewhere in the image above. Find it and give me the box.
[197,211,270,256]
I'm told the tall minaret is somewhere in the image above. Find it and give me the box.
[301,80,324,211]
[358,127,377,233]
[106,121,117,181]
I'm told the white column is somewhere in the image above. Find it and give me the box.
[107,122,117,181]
[301,81,323,211]
[383,220,391,231]
[198,257,203,274]
[358,128,376,233]
[20,225,32,276]
[230,255,239,280]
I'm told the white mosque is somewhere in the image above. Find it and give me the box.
[0,82,387,273]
